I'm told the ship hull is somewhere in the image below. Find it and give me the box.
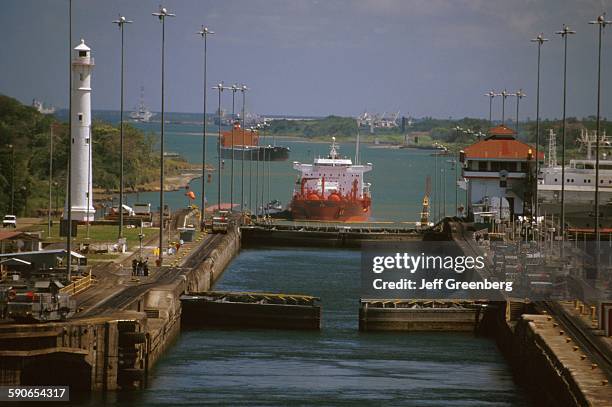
[538,187,612,228]
[290,199,371,222]
[221,146,290,161]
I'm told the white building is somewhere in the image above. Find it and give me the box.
[66,39,95,222]
[461,125,543,219]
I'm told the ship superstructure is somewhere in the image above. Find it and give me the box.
[538,128,612,228]
[290,137,372,221]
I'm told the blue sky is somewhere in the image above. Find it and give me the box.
[1,0,612,119]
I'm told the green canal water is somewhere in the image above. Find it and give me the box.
[86,115,529,405]
[119,118,460,223]
[120,248,530,406]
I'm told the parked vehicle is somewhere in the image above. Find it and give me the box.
[133,203,151,216]
[2,215,16,228]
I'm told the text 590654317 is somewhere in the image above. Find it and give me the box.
[0,386,69,402]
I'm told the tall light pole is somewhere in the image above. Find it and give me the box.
[454,126,463,142]
[66,0,72,279]
[197,26,214,228]
[514,89,526,133]
[249,126,253,214]
[6,144,15,215]
[113,14,132,239]
[213,83,227,211]
[249,126,255,212]
[555,24,575,247]
[255,124,261,218]
[531,33,548,221]
[48,125,54,237]
[499,89,513,126]
[441,165,446,218]
[266,123,271,214]
[434,149,438,222]
[484,90,496,127]
[239,85,248,212]
[589,14,611,246]
[152,5,175,265]
[230,84,238,212]
[260,123,266,216]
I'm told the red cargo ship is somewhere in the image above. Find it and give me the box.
[290,138,372,222]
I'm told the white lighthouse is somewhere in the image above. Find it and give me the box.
[67,39,95,222]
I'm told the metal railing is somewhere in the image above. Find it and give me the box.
[59,269,93,296]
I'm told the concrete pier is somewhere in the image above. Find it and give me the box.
[359,299,487,332]
[181,291,321,330]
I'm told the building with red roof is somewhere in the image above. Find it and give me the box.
[460,125,543,218]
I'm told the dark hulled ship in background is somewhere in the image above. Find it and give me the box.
[220,122,290,161]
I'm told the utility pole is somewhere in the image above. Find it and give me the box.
[555,24,575,251]
[239,85,248,212]
[66,0,72,280]
[484,90,496,127]
[498,89,514,126]
[230,84,238,212]
[514,89,526,133]
[112,14,132,239]
[213,83,228,211]
[152,5,175,266]
[530,33,548,221]
[197,25,214,227]
[589,14,611,247]
[48,125,54,237]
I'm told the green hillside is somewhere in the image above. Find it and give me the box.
[0,94,186,217]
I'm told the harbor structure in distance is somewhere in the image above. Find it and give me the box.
[290,137,372,221]
[130,86,155,122]
[66,39,95,222]
[31,99,56,114]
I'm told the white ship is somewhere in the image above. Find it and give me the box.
[130,86,155,122]
[538,128,612,228]
[32,99,56,115]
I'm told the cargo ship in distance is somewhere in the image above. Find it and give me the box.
[220,122,290,161]
[290,137,372,222]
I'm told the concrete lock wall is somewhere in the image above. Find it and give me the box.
[186,227,241,292]
[496,314,589,406]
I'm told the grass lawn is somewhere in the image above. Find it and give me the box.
[25,221,157,250]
